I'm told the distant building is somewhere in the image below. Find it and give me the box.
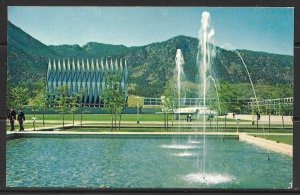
[46,58,128,107]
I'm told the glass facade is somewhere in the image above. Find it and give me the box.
[46,58,128,107]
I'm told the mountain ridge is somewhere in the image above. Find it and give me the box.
[7,21,293,97]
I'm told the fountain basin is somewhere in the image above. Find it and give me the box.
[6,133,292,188]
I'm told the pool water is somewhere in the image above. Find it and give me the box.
[6,135,292,188]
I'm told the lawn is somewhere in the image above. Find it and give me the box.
[69,127,166,132]
[25,113,164,121]
[62,126,292,133]
[252,134,293,145]
[24,113,251,122]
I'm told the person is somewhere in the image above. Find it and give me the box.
[188,114,192,122]
[6,108,10,119]
[6,108,10,124]
[256,111,261,121]
[17,108,25,131]
[7,108,16,131]
[233,112,235,118]
[175,113,179,120]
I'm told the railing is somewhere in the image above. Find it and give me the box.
[144,97,252,106]
[144,97,293,107]
[247,97,293,106]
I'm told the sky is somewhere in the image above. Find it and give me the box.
[8,7,294,55]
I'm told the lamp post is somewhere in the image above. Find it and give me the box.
[31,117,37,131]
[250,98,255,125]
[224,113,228,132]
[269,113,271,133]
[236,119,240,133]
[135,96,141,124]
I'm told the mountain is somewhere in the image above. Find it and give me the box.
[8,22,59,81]
[7,21,293,97]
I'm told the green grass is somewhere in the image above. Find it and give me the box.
[253,134,293,145]
[62,126,292,133]
[24,113,252,122]
[68,127,166,132]
[25,114,165,121]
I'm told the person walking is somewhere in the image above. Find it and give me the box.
[256,111,261,120]
[188,114,192,122]
[7,107,16,131]
[17,108,25,131]
[6,108,10,128]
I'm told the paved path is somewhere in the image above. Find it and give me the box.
[7,131,292,136]
[17,120,293,126]
[221,113,293,124]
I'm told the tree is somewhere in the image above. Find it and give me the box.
[28,93,44,125]
[161,79,177,131]
[55,85,70,129]
[67,91,82,127]
[74,89,86,128]
[102,74,127,131]
[115,91,127,130]
[27,80,49,126]
[7,86,29,109]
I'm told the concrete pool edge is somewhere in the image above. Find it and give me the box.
[6,131,240,140]
[6,131,293,157]
[239,133,293,157]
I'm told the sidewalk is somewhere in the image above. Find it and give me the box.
[19,119,293,125]
[222,113,293,124]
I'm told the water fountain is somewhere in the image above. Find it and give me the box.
[218,43,270,159]
[235,50,270,160]
[182,11,235,185]
[169,11,269,185]
[197,11,215,175]
[206,75,223,137]
[175,49,185,128]
[206,75,221,116]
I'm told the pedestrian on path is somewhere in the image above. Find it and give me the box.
[17,108,26,131]
[256,111,261,120]
[7,107,16,131]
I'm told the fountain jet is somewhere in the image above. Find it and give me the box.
[175,49,185,126]
[197,11,216,174]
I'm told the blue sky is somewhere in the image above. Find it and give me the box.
[8,7,294,55]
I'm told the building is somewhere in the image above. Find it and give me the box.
[46,58,128,107]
